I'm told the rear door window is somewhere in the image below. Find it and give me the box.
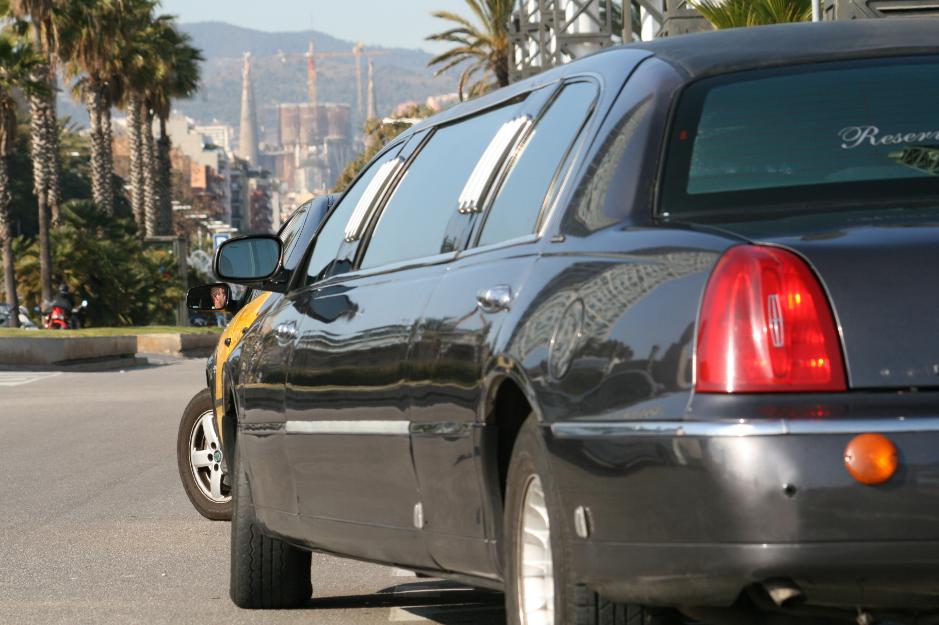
[478,81,597,246]
[661,57,939,219]
[359,102,522,270]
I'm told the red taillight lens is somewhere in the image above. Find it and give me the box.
[696,245,846,393]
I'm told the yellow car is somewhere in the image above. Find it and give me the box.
[176,195,335,520]
[176,289,276,520]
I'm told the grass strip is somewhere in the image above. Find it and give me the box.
[0,326,223,338]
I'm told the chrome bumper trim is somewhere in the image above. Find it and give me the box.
[549,417,939,439]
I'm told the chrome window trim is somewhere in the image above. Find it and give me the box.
[549,417,939,439]
[456,233,540,260]
[342,249,458,281]
[285,420,410,436]
[343,157,404,242]
[457,115,532,214]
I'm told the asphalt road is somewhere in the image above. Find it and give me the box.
[0,358,505,625]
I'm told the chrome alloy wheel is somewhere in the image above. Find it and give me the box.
[517,474,555,625]
[188,410,230,504]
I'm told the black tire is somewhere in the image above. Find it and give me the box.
[230,438,312,608]
[176,389,232,521]
[504,417,676,625]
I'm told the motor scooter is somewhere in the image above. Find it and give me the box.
[40,299,88,329]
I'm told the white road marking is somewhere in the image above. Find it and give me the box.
[0,371,61,387]
[392,568,416,577]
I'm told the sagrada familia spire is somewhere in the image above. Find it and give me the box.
[238,52,259,166]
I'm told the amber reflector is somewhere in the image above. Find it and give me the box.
[843,433,898,485]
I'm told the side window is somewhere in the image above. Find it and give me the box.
[278,201,310,261]
[478,82,597,246]
[360,102,521,270]
[305,147,401,284]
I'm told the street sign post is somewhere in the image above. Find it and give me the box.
[213,233,231,250]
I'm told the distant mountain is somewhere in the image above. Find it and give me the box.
[57,21,458,140]
[180,22,437,71]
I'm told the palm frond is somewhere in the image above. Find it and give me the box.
[692,0,811,27]
[427,0,511,98]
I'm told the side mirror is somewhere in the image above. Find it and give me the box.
[215,235,281,283]
[187,283,231,312]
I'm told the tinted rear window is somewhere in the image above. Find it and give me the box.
[661,56,939,219]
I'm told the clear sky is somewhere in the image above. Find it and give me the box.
[158,0,472,53]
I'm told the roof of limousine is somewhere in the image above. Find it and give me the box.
[621,19,939,79]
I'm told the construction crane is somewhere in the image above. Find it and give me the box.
[276,40,389,116]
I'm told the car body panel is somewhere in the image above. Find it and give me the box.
[723,220,939,390]
[212,291,275,431]
[281,266,443,569]
[548,411,939,607]
[209,194,336,446]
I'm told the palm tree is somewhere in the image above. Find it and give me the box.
[117,0,160,234]
[0,35,44,327]
[427,0,513,100]
[9,0,60,306]
[145,20,201,236]
[692,0,811,28]
[54,0,125,215]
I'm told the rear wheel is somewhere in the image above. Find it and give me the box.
[504,417,677,625]
[230,438,311,608]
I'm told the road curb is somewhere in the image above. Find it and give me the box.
[135,332,218,356]
[0,332,219,367]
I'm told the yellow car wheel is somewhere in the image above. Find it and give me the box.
[177,388,232,520]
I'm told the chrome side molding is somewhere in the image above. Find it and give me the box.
[285,420,410,436]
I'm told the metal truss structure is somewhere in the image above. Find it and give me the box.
[509,0,938,83]
[509,0,625,82]
[891,145,939,177]
[508,0,710,81]
[826,0,939,18]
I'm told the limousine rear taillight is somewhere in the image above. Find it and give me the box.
[695,245,846,393]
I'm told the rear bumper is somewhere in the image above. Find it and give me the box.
[572,539,939,609]
[546,414,939,609]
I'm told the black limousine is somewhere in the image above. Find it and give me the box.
[199,20,939,625]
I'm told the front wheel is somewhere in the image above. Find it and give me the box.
[176,389,231,520]
[230,436,312,608]
[504,417,676,625]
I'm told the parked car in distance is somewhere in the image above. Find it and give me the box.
[177,195,335,520]
[215,21,939,625]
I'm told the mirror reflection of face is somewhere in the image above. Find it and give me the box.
[210,286,227,310]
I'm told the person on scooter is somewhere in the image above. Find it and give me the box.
[51,283,73,313]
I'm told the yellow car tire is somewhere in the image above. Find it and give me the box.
[177,389,232,521]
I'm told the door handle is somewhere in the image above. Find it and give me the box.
[273,321,298,343]
[476,285,512,313]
